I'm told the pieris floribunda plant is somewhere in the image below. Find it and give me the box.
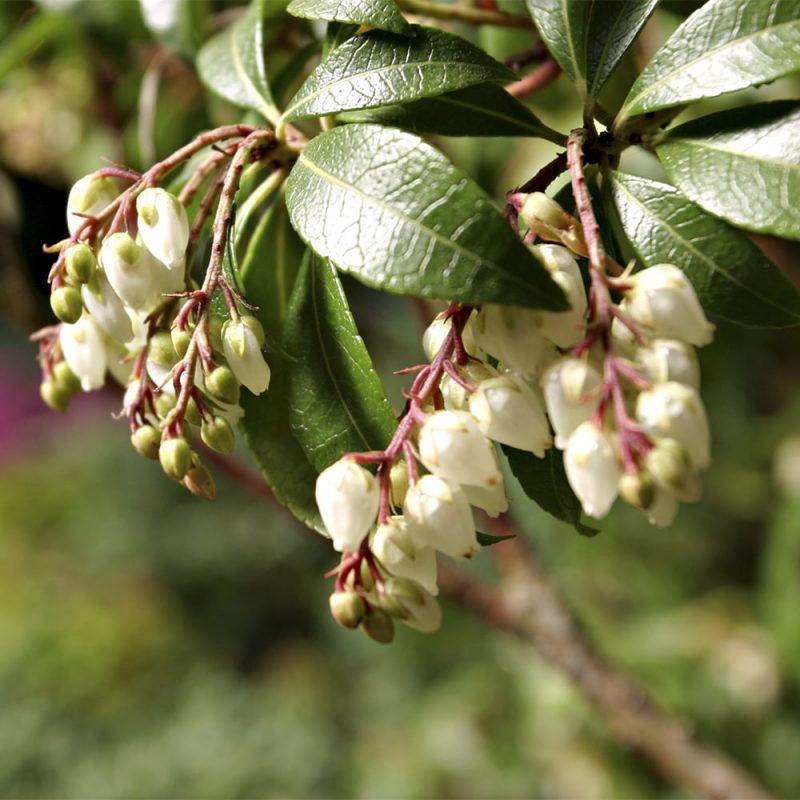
[34,0,800,644]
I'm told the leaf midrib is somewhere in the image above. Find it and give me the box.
[294,151,539,293]
[285,56,504,119]
[620,17,800,118]
[614,178,800,316]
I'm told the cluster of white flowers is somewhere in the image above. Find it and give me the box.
[40,172,271,495]
[316,236,716,639]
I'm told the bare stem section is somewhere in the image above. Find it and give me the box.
[439,533,774,800]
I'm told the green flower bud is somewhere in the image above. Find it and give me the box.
[182,462,217,499]
[206,365,240,405]
[184,397,201,427]
[359,607,395,644]
[52,361,81,394]
[171,327,192,358]
[645,438,701,502]
[618,472,656,511]
[64,244,96,284]
[155,392,176,419]
[521,192,571,231]
[40,380,71,412]
[131,424,161,459]
[241,315,266,348]
[50,286,83,324]
[159,436,192,480]
[148,330,177,367]
[201,416,235,454]
[389,461,409,509]
[329,591,366,628]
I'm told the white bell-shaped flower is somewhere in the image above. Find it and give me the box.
[372,516,438,596]
[104,338,134,387]
[440,360,498,411]
[623,264,714,346]
[59,315,107,391]
[535,245,588,349]
[81,270,133,343]
[403,475,478,559]
[644,489,679,527]
[541,357,602,448]
[148,253,187,303]
[564,422,620,518]
[397,586,442,633]
[67,174,119,236]
[468,374,551,456]
[417,410,502,489]
[315,458,380,552]
[222,317,271,395]
[463,481,509,518]
[136,188,190,270]
[100,232,157,311]
[636,381,710,470]
[636,339,700,389]
[473,303,546,375]
[422,310,478,361]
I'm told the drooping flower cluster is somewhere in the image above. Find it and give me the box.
[317,193,716,641]
[36,126,276,496]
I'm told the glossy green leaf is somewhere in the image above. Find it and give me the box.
[287,0,410,34]
[610,171,800,327]
[657,101,800,241]
[525,0,590,96]
[196,0,281,123]
[285,124,568,309]
[336,83,563,141]
[284,252,397,471]
[237,212,324,533]
[282,26,514,121]
[504,446,598,536]
[617,0,800,123]
[239,192,308,340]
[586,0,658,96]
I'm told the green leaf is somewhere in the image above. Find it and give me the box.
[656,101,800,242]
[476,531,515,547]
[504,446,598,536]
[525,0,590,97]
[336,83,563,141]
[284,252,397,471]
[285,124,568,309]
[609,171,800,327]
[236,195,324,533]
[586,0,658,97]
[617,0,800,123]
[196,0,282,123]
[239,191,308,340]
[282,25,514,122]
[287,0,411,34]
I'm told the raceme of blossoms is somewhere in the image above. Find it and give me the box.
[318,190,715,643]
[35,125,281,498]
[35,124,717,646]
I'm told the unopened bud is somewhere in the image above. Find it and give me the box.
[136,188,190,269]
[52,361,81,394]
[389,461,409,509]
[618,472,656,510]
[40,380,71,412]
[67,174,119,236]
[645,438,701,501]
[50,286,83,324]
[155,392,176,419]
[184,397,201,427]
[183,462,217,499]
[206,365,240,405]
[131,424,161,459]
[222,318,270,395]
[329,591,366,628]
[171,326,192,358]
[201,416,235,453]
[521,192,572,231]
[159,436,191,480]
[148,330,178,367]
[359,607,395,644]
[64,244,96,284]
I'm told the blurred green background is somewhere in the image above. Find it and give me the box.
[2,1,800,797]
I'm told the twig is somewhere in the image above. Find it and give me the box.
[439,531,774,800]
[506,57,561,99]
[396,0,534,28]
